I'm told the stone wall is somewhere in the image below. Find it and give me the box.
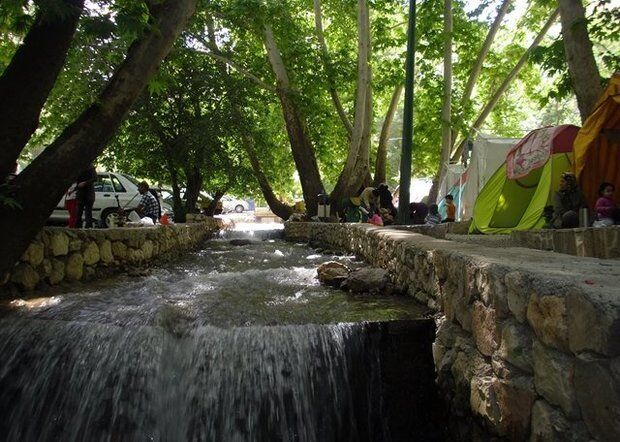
[285,222,620,441]
[5,219,223,293]
[511,226,620,259]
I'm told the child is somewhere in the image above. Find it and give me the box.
[425,204,441,225]
[443,194,456,223]
[594,182,618,226]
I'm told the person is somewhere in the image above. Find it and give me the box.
[76,165,96,228]
[343,197,366,223]
[376,183,397,218]
[136,181,160,223]
[425,204,442,225]
[553,172,587,228]
[368,210,384,226]
[64,183,78,228]
[443,194,456,223]
[409,201,429,225]
[359,186,380,213]
[594,182,619,226]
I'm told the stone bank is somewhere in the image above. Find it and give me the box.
[4,218,223,293]
[285,222,620,441]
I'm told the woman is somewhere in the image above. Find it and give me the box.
[553,172,587,228]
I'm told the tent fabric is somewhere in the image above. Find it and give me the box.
[470,125,579,234]
[506,125,578,179]
[574,73,620,209]
[460,135,518,220]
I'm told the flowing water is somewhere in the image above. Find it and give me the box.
[0,229,439,441]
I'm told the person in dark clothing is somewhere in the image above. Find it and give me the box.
[376,183,397,218]
[76,165,96,228]
[136,182,160,223]
[553,172,587,228]
[409,202,428,225]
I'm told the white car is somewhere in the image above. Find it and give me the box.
[220,195,250,213]
[50,172,172,227]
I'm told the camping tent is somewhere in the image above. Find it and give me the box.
[460,135,519,219]
[436,135,518,220]
[574,73,620,209]
[470,125,580,234]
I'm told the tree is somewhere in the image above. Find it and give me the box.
[0,0,198,280]
[557,0,603,121]
[0,0,85,178]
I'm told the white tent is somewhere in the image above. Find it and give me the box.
[459,135,519,220]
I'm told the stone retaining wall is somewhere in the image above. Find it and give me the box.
[4,219,223,293]
[285,222,620,441]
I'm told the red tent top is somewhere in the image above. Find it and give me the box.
[505,125,579,179]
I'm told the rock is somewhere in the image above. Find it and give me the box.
[498,319,533,373]
[83,266,96,281]
[111,241,128,260]
[141,240,154,260]
[21,242,44,267]
[50,231,69,256]
[65,253,84,281]
[128,249,145,263]
[532,340,580,419]
[505,271,531,323]
[99,240,114,264]
[527,292,569,352]
[40,259,52,277]
[229,239,253,246]
[317,261,350,287]
[567,286,620,357]
[69,239,82,252]
[574,354,620,442]
[82,242,100,266]
[530,400,591,442]
[11,263,39,291]
[48,259,65,285]
[471,301,499,357]
[491,376,536,439]
[126,267,151,277]
[470,376,501,429]
[343,267,390,294]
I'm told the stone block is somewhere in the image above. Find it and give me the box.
[532,340,580,419]
[21,242,44,267]
[574,354,620,442]
[111,241,128,260]
[527,291,569,352]
[99,240,114,264]
[492,376,536,440]
[470,376,501,430]
[567,287,620,357]
[471,301,499,357]
[530,400,591,442]
[498,319,533,373]
[82,242,100,266]
[141,240,154,260]
[49,259,65,285]
[68,239,82,252]
[505,271,531,323]
[65,253,84,281]
[49,231,69,256]
[11,263,39,291]
[40,258,52,277]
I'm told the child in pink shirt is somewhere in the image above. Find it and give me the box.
[594,182,618,226]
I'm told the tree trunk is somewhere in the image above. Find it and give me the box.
[0,0,85,178]
[374,84,403,186]
[452,0,511,148]
[330,0,371,206]
[204,189,226,216]
[558,0,603,121]
[263,24,324,215]
[0,0,198,281]
[450,8,560,162]
[429,0,453,205]
[184,166,202,214]
[313,0,353,137]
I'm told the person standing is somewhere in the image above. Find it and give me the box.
[443,194,456,223]
[64,183,78,228]
[76,165,96,228]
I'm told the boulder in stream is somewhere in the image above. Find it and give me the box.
[342,267,403,295]
[317,261,350,287]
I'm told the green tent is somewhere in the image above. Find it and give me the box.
[470,125,579,234]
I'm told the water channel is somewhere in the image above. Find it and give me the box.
[0,228,445,441]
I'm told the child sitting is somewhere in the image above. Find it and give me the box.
[594,182,619,227]
[425,204,442,225]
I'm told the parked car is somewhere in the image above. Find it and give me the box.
[50,172,172,227]
[220,195,250,213]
